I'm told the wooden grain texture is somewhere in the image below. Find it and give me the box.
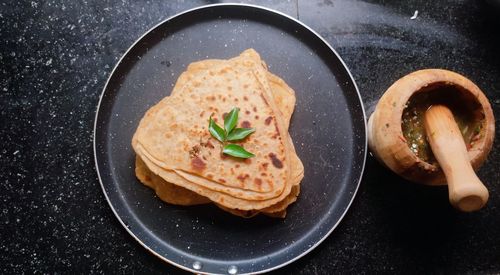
[368,69,495,185]
[424,105,489,211]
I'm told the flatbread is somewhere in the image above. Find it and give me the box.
[132,49,303,214]
[135,156,210,205]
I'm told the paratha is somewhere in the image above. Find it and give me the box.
[132,49,303,216]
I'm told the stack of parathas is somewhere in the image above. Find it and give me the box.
[132,49,304,218]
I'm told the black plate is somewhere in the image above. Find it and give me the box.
[94,4,366,274]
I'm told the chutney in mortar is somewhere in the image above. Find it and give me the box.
[401,84,484,165]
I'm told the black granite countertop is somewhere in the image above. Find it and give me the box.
[1,0,499,274]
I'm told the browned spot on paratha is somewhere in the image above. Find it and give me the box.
[191,156,206,172]
[269,153,283,169]
[241,121,251,128]
[265,116,273,125]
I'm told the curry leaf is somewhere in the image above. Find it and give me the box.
[208,107,255,159]
[223,144,255,158]
[224,107,239,134]
[209,116,226,143]
[227,128,256,141]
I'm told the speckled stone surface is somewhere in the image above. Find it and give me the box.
[1,0,499,274]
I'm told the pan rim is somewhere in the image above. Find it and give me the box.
[93,3,367,274]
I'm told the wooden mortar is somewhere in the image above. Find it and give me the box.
[368,69,495,191]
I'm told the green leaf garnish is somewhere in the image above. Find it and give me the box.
[224,107,239,134]
[208,116,225,143]
[227,128,255,141]
[223,144,255,158]
[208,107,255,159]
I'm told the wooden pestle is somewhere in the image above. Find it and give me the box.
[424,105,489,212]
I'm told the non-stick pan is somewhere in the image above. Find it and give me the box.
[94,4,366,274]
